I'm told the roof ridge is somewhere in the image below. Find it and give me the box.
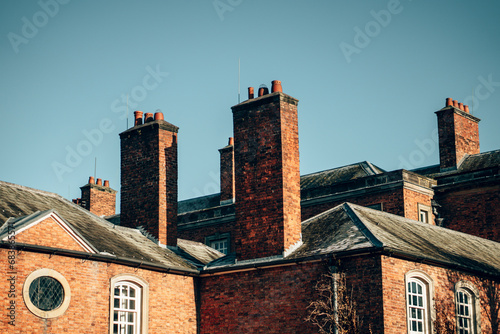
[300,161,379,178]
[342,203,384,248]
[0,180,64,200]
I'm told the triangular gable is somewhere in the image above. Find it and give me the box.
[0,210,97,253]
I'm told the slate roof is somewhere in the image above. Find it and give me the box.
[413,149,500,179]
[293,203,500,275]
[300,161,385,190]
[206,203,500,276]
[0,181,222,272]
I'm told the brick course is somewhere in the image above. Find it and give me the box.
[0,250,197,333]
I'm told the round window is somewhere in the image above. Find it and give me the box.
[29,276,65,311]
[23,269,71,318]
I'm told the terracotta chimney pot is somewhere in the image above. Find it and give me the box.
[154,112,164,121]
[89,176,95,184]
[134,111,143,126]
[271,80,282,93]
[453,100,459,108]
[104,180,110,187]
[458,102,464,110]
[96,178,102,186]
[144,113,154,123]
[248,87,254,99]
[228,137,234,146]
[464,105,470,113]
[446,98,453,107]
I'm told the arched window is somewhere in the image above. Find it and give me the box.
[405,270,434,334]
[455,281,481,334]
[109,275,149,334]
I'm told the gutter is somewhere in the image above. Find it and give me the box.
[0,241,199,277]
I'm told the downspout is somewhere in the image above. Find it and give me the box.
[329,264,339,334]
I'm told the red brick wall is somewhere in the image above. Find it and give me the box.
[301,188,406,221]
[436,183,500,242]
[219,141,235,203]
[403,188,434,224]
[120,120,178,246]
[179,222,236,253]
[14,217,86,252]
[232,93,301,260]
[381,255,498,334]
[81,184,116,217]
[0,250,197,333]
[199,261,327,333]
[436,108,480,170]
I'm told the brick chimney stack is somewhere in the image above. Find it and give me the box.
[119,111,179,247]
[436,98,480,171]
[73,176,117,217]
[232,80,302,260]
[219,137,235,205]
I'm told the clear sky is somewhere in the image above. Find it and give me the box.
[1,1,499,208]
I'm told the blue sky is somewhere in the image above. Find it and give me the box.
[1,1,499,206]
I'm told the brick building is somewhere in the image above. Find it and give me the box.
[1,81,499,333]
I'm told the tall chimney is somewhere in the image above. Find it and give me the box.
[232,80,301,260]
[436,98,480,171]
[219,137,235,205]
[119,112,179,247]
[77,177,117,217]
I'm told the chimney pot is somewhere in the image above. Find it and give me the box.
[89,176,95,184]
[458,102,464,110]
[446,98,453,107]
[228,137,234,146]
[258,86,269,97]
[134,111,143,126]
[464,105,470,113]
[104,180,110,187]
[96,178,102,186]
[271,80,283,93]
[248,87,254,99]
[144,113,154,123]
[154,112,164,121]
[453,100,459,108]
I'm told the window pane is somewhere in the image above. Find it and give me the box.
[130,300,135,310]
[130,288,135,298]
[29,276,65,311]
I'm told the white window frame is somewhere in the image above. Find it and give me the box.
[109,274,149,334]
[206,232,230,255]
[417,203,431,224]
[405,270,435,334]
[455,281,481,334]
